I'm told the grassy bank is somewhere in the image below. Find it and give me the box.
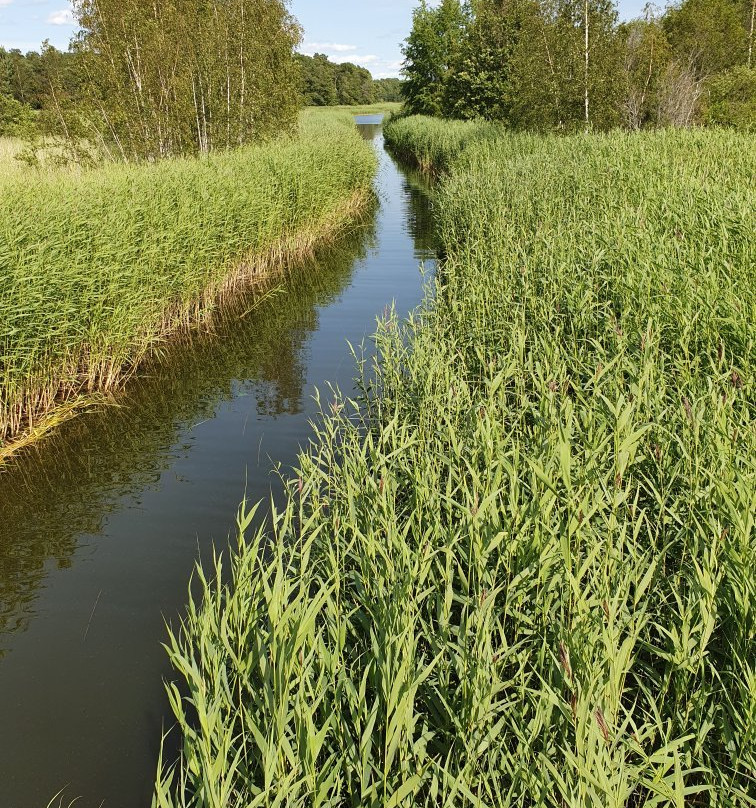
[0,111,376,454]
[383,115,496,173]
[336,102,402,116]
[306,102,402,117]
[155,120,755,806]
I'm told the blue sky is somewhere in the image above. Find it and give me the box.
[2,0,652,78]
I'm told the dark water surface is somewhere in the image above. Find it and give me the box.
[0,119,436,807]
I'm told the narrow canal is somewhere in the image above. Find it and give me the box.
[0,118,436,807]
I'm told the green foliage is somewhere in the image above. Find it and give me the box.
[0,112,376,445]
[297,54,339,105]
[58,0,302,160]
[543,0,624,129]
[296,54,377,107]
[403,0,755,130]
[155,118,755,806]
[335,62,376,106]
[401,0,469,116]
[702,65,756,127]
[404,0,623,129]
[0,45,75,110]
[373,78,404,102]
[663,0,751,77]
[443,0,523,121]
[0,94,37,137]
[619,14,674,128]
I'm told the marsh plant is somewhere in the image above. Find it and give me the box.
[155,119,754,806]
[0,112,376,452]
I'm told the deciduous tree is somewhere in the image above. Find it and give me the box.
[402,0,468,116]
[663,0,750,77]
[65,0,302,160]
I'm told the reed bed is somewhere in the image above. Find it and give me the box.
[155,120,755,806]
[0,137,28,179]
[0,111,376,451]
[383,115,499,173]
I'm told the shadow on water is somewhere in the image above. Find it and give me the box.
[398,162,438,256]
[0,120,438,807]
[0,221,376,653]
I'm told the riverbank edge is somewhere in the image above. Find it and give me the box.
[382,114,487,176]
[156,120,754,805]
[0,186,374,466]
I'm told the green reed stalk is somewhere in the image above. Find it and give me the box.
[0,110,376,451]
[155,119,755,807]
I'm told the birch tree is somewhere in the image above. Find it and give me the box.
[68,0,301,160]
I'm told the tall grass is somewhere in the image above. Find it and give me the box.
[0,137,29,179]
[155,120,755,806]
[0,111,376,450]
[0,137,21,166]
[383,115,499,173]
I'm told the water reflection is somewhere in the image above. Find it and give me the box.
[0,218,376,654]
[396,160,437,256]
[0,122,438,808]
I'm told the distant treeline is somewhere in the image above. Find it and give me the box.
[0,44,404,142]
[0,45,78,137]
[296,53,402,106]
[1,0,304,158]
[403,0,755,130]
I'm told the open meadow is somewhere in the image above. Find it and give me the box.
[155,118,755,806]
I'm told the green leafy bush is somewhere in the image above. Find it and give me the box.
[703,66,756,130]
[0,94,37,138]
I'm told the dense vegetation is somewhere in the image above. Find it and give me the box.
[0,2,393,453]
[402,0,756,130]
[0,111,376,452]
[0,44,80,116]
[374,78,404,102]
[297,54,404,106]
[1,0,304,158]
[0,92,36,138]
[154,117,754,806]
[297,54,374,106]
[65,0,302,159]
[0,45,85,138]
[1,44,404,141]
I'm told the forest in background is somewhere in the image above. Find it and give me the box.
[0,45,402,148]
[402,0,755,130]
[297,53,402,105]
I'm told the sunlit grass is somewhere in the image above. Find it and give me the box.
[155,120,755,806]
[0,137,24,178]
[0,112,376,450]
[306,102,403,116]
[0,136,80,179]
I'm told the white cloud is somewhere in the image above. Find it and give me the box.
[330,53,378,65]
[304,42,357,53]
[47,7,75,25]
[374,61,404,79]
[0,0,14,7]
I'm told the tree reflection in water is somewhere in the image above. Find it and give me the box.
[0,211,377,655]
